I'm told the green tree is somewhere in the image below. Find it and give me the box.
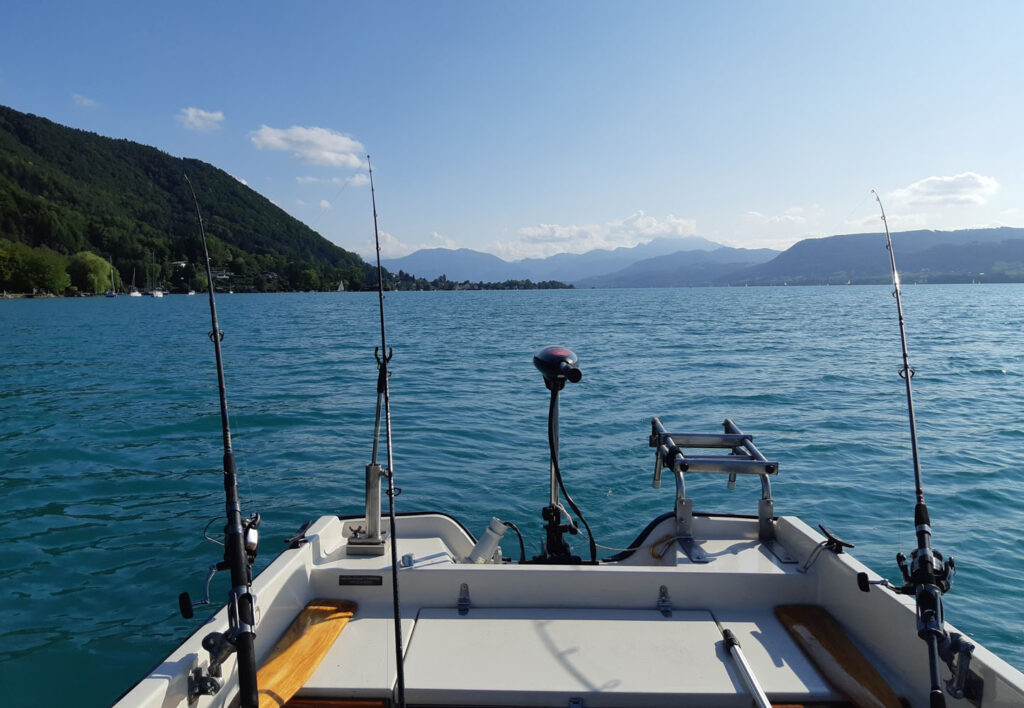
[297,268,320,291]
[0,238,14,286]
[68,251,118,293]
[7,243,69,293]
[0,103,383,292]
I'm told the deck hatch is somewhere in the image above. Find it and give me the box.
[402,607,837,707]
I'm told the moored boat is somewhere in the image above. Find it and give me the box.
[129,268,142,297]
[105,256,117,297]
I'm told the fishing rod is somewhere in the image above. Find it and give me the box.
[179,174,261,707]
[367,156,407,708]
[871,190,975,707]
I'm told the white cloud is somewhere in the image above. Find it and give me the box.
[889,172,998,207]
[845,211,930,231]
[427,231,458,250]
[359,230,404,259]
[356,230,457,260]
[745,207,806,225]
[250,125,364,167]
[296,199,306,206]
[319,199,333,210]
[491,211,697,260]
[177,107,225,132]
[72,93,97,107]
[296,173,368,187]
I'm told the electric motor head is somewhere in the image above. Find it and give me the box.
[534,346,582,390]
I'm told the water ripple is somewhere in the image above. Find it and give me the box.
[2,286,1024,705]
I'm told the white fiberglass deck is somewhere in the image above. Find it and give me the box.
[115,512,1024,708]
[295,513,856,706]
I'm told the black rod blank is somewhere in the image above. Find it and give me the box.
[186,174,258,708]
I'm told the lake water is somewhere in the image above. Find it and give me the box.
[2,285,1023,706]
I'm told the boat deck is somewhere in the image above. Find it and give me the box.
[117,512,1024,708]
[284,513,884,707]
[301,606,840,707]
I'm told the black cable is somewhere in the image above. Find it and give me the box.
[502,521,526,564]
[548,388,597,564]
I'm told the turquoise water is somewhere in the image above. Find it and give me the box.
[2,285,1023,706]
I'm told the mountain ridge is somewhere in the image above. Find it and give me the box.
[386,227,1024,287]
[382,236,734,283]
[0,103,377,291]
[724,227,1024,285]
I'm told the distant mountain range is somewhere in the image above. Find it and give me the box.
[574,247,780,288]
[384,227,1024,287]
[731,227,1024,285]
[382,236,748,284]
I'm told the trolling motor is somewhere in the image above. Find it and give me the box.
[530,346,596,564]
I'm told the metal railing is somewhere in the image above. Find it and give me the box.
[649,418,793,564]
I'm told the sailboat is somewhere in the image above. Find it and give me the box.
[129,268,142,297]
[104,258,117,297]
[143,257,164,298]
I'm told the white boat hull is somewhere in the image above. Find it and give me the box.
[115,512,1024,708]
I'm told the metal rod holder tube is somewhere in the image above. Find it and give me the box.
[364,463,383,542]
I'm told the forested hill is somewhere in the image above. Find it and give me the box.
[0,104,377,292]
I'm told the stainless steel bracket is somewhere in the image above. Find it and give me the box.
[674,496,709,563]
[657,585,672,617]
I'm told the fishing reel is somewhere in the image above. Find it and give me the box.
[894,546,980,698]
[857,544,979,701]
[178,512,261,699]
[896,547,955,595]
[178,513,261,619]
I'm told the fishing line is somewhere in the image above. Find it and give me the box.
[822,189,875,241]
[307,174,360,229]
[840,190,873,229]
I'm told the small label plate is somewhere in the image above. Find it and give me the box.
[338,574,383,586]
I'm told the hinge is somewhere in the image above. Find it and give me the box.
[457,582,471,616]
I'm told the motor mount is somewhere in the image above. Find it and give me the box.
[531,346,592,564]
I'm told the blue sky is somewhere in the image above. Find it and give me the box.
[2,2,1022,260]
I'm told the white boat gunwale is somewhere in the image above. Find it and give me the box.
[117,503,1024,708]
